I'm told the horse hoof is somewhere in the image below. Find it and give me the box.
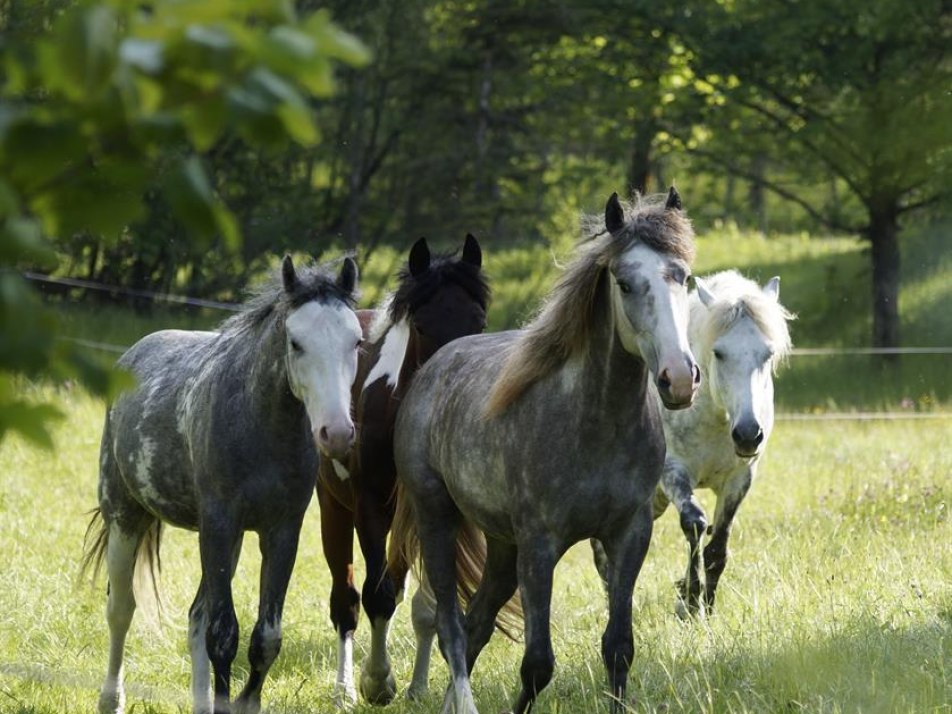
[406,683,429,701]
[332,683,358,709]
[359,669,397,705]
[97,686,125,714]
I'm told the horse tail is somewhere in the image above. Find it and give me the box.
[388,482,524,641]
[81,508,165,625]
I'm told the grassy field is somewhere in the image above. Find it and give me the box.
[5,225,949,711]
[0,386,949,713]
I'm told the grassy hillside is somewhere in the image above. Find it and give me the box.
[0,387,948,713]
[47,223,951,412]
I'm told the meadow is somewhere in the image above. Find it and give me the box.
[1,225,950,712]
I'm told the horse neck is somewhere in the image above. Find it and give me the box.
[237,317,304,432]
[568,276,651,416]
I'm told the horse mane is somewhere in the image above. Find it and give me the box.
[693,270,795,371]
[485,194,695,417]
[219,260,357,339]
[386,253,490,326]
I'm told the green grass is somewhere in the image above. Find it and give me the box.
[0,386,949,713]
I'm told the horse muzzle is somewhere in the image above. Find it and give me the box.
[657,358,701,410]
[315,423,356,460]
[731,420,764,458]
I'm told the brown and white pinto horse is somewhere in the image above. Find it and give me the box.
[315,235,489,706]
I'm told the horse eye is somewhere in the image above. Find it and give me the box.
[617,280,632,294]
[713,349,724,361]
[290,339,303,353]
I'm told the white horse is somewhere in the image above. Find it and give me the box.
[595,269,794,616]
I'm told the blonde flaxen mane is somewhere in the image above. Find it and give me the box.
[485,194,695,417]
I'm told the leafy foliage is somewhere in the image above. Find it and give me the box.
[0,0,368,446]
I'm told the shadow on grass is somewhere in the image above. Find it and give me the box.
[552,612,951,713]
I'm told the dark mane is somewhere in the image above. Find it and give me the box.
[220,261,357,337]
[387,254,490,325]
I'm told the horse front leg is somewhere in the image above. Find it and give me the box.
[317,481,360,708]
[511,537,557,714]
[599,505,653,714]
[659,461,706,617]
[199,512,242,714]
[355,491,399,705]
[233,518,305,714]
[703,469,752,614]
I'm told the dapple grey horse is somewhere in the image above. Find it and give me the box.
[83,257,361,714]
[389,190,700,714]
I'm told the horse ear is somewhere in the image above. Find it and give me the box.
[462,233,482,268]
[605,192,625,235]
[282,255,298,293]
[665,186,682,211]
[409,237,431,277]
[763,276,780,301]
[694,276,716,307]
[337,257,359,295]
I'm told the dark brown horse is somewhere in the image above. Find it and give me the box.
[315,235,489,706]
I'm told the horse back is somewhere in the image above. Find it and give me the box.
[103,329,219,529]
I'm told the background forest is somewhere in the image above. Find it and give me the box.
[1,0,950,443]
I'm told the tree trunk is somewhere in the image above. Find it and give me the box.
[867,202,901,360]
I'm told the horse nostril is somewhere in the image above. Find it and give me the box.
[319,426,329,443]
[731,426,741,444]
[753,428,764,446]
[657,369,671,391]
[692,363,701,385]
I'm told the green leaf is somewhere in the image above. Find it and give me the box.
[119,38,165,75]
[53,5,120,100]
[0,217,57,266]
[305,10,371,68]
[0,399,63,450]
[276,102,318,146]
[163,156,237,244]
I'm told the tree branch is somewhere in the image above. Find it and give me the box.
[689,147,865,234]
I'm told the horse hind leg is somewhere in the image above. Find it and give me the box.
[97,516,155,714]
[406,579,437,700]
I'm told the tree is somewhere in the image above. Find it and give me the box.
[675,0,951,352]
[0,0,368,446]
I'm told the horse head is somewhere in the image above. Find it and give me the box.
[693,272,793,458]
[400,233,489,366]
[282,255,362,459]
[605,189,700,409]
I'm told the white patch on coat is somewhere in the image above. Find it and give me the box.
[364,319,410,392]
[285,301,361,438]
[332,460,350,481]
[259,619,282,663]
[131,437,159,496]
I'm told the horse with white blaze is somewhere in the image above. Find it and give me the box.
[390,189,700,714]
[83,256,362,714]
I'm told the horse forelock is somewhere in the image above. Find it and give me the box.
[387,255,490,326]
[221,263,356,337]
[486,196,695,417]
[694,271,795,371]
